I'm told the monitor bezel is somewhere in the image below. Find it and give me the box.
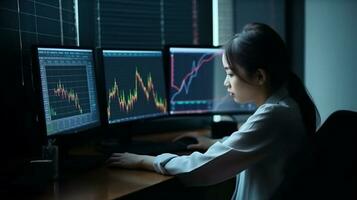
[164,45,256,117]
[32,45,102,139]
[97,48,170,127]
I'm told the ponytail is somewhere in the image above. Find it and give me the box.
[287,72,319,137]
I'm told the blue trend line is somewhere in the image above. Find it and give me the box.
[171,53,212,102]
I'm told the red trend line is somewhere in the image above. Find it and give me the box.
[107,68,167,117]
[171,55,180,91]
[171,53,218,91]
[53,80,83,114]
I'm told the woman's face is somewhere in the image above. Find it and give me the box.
[222,54,257,104]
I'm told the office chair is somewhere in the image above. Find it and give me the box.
[313,110,357,199]
[271,110,357,200]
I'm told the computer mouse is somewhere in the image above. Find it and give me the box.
[174,137,199,146]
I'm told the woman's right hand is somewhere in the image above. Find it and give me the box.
[173,133,218,151]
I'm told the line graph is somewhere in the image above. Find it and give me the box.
[171,53,220,99]
[169,48,256,115]
[169,48,223,114]
[45,65,90,120]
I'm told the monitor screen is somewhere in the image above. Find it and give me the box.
[35,47,101,136]
[102,50,168,124]
[169,47,256,115]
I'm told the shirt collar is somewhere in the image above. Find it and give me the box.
[265,85,289,104]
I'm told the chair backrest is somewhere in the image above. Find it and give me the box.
[271,110,357,200]
[313,110,357,199]
[315,110,357,164]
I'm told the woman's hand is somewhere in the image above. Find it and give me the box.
[106,152,155,171]
[173,133,218,151]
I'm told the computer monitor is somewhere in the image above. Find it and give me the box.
[168,46,256,115]
[101,49,168,124]
[33,47,101,137]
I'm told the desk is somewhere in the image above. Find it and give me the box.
[27,130,205,200]
[9,129,234,199]
[32,167,235,200]
[34,167,174,200]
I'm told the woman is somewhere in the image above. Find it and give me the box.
[107,23,319,200]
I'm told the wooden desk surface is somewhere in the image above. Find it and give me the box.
[36,167,173,200]
[7,128,236,200]
[27,129,211,199]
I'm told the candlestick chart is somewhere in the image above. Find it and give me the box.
[103,51,167,123]
[45,65,90,120]
[107,68,167,117]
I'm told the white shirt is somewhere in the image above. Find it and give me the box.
[153,87,308,200]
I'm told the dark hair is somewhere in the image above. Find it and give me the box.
[224,23,319,137]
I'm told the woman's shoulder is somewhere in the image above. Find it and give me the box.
[231,101,303,141]
[255,102,291,116]
[250,100,301,123]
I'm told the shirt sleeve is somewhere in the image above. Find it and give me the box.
[219,136,230,143]
[153,104,290,186]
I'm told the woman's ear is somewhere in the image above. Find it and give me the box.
[255,69,268,86]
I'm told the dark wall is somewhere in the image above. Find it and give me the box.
[0,0,78,185]
[234,0,286,39]
[285,0,305,79]
[233,0,305,79]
